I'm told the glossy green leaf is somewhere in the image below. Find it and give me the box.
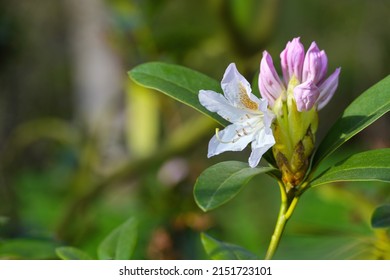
[128,62,228,126]
[56,246,92,260]
[313,75,390,169]
[194,161,275,211]
[97,217,137,260]
[310,149,390,187]
[371,205,390,228]
[201,233,258,260]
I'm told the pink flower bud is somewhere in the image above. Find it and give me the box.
[317,67,341,110]
[280,37,305,83]
[258,38,340,112]
[258,51,285,106]
[293,80,320,112]
[302,42,328,84]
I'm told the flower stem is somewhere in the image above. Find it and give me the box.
[265,182,300,260]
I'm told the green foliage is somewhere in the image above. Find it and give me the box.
[201,233,258,260]
[313,75,390,169]
[310,149,390,187]
[371,205,390,228]
[56,247,92,260]
[129,62,228,126]
[54,217,138,260]
[194,161,275,211]
[97,217,138,260]
[0,239,58,259]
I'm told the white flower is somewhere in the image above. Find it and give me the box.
[199,63,275,168]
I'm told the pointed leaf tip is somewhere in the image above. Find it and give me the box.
[201,233,258,260]
[98,217,138,260]
[194,161,275,211]
[371,205,390,228]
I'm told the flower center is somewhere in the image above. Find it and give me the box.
[215,116,262,144]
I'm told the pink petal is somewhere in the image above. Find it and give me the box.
[258,51,285,106]
[317,68,341,110]
[302,42,328,84]
[280,37,305,83]
[293,80,320,112]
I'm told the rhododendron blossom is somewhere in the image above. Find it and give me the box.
[199,63,275,168]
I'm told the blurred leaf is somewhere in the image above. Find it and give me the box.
[313,75,390,169]
[310,149,390,187]
[201,233,258,260]
[3,118,80,165]
[126,80,159,158]
[150,0,216,54]
[56,246,92,260]
[371,205,390,228]
[0,216,9,226]
[194,161,275,211]
[226,0,277,51]
[97,217,137,260]
[128,62,228,126]
[0,239,57,259]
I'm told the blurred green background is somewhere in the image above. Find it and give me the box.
[0,0,389,259]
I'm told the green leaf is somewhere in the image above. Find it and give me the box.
[194,161,275,211]
[0,238,58,259]
[371,205,390,228]
[313,75,390,169]
[128,62,228,126]
[201,233,258,260]
[56,247,92,260]
[310,149,390,187]
[97,217,137,260]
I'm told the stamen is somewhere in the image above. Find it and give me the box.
[215,128,242,144]
[215,128,235,144]
[214,122,259,145]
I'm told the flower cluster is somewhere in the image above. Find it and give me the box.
[259,37,340,112]
[199,37,340,187]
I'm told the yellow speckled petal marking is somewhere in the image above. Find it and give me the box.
[239,83,258,110]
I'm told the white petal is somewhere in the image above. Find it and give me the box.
[199,90,246,123]
[257,97,268,112]
[221,63,260,110]
[248,127,275,167]
[261,106,275,128]
[207,123,254,157]
[248,148,263,168]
